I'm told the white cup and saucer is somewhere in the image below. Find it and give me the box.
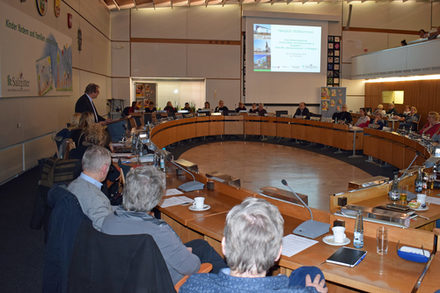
[189,197,211,211]
[323,226,350,246]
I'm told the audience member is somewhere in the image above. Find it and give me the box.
[164,101,177,115]
[249,103,258,114]
[332,104,352,124]
[257,103,267,116]
[386,103,398,115]
[68,146,113,231]
[235,102,246,113]
[375,104,386,116]
[71,112,96,148]
[215,100,229,115]
[398,106,420,131]
[419,111,440,138]
[75,83,105,123]
[355,108,370,128]
[428,26,440,40]
[102,166,227,285]
[368,112,385,130]
[180,197,327,293]
[183,102,193,113]
[418,29,428,39]
[294,102,311,120]
[400,40,407,46]
[145,101,157,113]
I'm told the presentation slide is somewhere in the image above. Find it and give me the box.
[253,24,321,73]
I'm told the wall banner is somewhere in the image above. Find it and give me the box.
[320,87,346,119]
[0,2,72,97]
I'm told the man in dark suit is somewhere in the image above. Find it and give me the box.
[75,83,105,122]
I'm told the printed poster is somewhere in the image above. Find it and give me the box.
[320,87,346,119]
[0,2,72,97]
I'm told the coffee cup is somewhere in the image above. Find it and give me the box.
[417,193,426,206]
[332,226,346,243]
[193,197,205,210]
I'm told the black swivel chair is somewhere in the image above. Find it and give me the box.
[67,220,175,293]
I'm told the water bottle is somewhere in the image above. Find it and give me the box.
[160,148,166,172]
[353,211,364,249]
[415,169,423,193]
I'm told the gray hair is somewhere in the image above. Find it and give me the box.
[123,166,165,212]
[82,145,111,173]
[223,197,284,275]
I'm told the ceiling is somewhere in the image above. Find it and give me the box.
[101,0,438,10]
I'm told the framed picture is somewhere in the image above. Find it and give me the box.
[335,36,340,42]
[334,64,340,70]
[328,57,334,63]
[327,71,333,77]
[328,64,334,70]
[334,57,340,63]
[334,43,340,50]
[334,50,340,57]
[334,78,339,84]
[328,36,334,43]
[328,43,334,49]
[328,50,334,56]
[327,77,334,84]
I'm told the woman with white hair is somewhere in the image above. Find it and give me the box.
[181,197,327,293]
[102,166,226,285]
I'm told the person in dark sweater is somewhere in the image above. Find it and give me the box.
[332,104,352,125]
[235,102,246,113]
[293,102,311,120]
[164,101,177,115]
[214,100,229,115]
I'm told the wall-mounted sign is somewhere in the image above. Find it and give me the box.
[36,0,48,16]
[54,0,61,17]
[0,2,72,97]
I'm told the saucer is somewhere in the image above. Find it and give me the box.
[189,204,211,212]
[412,205,429,212]
[322,235,350,246]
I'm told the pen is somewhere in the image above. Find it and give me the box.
[354,253,366,266]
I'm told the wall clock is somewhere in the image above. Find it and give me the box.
[36,0,48,16]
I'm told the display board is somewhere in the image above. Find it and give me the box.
[320,87,346,119]
[0,2,72,97]
[244,14,328,104]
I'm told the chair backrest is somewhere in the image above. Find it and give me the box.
[43,185,87,293]
[106,120,127,142]
[68,221,175,293]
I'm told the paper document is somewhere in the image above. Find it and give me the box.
[426,196,440,205]
[281,234,318,257]
[160,196,193,208]
[166,188,184,196]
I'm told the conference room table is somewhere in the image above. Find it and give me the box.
[142,115,440,292]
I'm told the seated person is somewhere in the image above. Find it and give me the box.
[375,104,386,116]
[102,166,227,285]
[294,102,311,120]
[419,111,440,138]
[386,103,398,116]
[248,103,258,114]
[428,26,440,40]
[145,101,157,113]
[418,29,428,39]
[69,123,110,160]
[257,103,267,116]
[181,197,327,293]
[355,108,370,128]
[235,102,246,113]
[71,112,96,148]
[398,106,420,131]
[204,101,211,110]
[183,102,193,113]
[68,146,113,231]
[164,101,177,115]
[214,100,229,115]
[332,104,352,124]
[368,112,385,130]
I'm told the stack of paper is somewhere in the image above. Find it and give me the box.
[281,234,318,257]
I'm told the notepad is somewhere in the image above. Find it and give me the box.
[326,247,367,267]
[281,234,318,257]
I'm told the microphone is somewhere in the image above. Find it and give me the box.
[169,159,204,192]
[281,179,330,239]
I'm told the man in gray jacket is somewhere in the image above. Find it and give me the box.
[68,145,113,231]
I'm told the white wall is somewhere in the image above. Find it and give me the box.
[0,0,111,183]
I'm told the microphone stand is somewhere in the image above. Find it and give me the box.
[281,179,330,239]
[169,160,204,192]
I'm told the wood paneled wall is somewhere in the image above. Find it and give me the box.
[365,79,440,130]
